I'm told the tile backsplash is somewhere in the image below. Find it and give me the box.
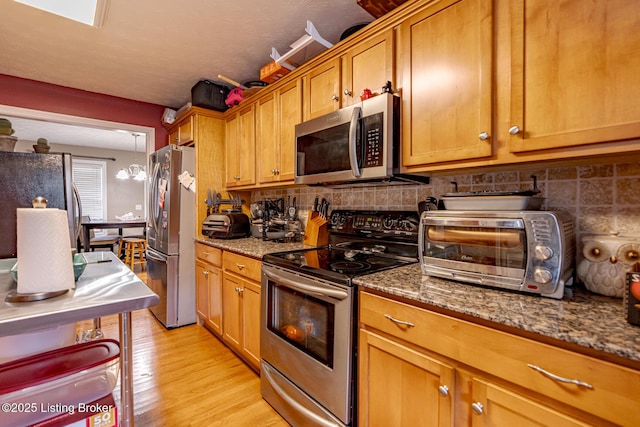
[251,160,640,240]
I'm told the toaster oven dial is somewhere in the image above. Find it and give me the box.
[534,245,554,261]
[533,268,553,284]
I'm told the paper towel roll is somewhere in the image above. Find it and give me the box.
[16,208,74,294]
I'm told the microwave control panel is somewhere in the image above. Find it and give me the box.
[362,114,383,167]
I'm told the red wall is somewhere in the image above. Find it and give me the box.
[0,74,168,150]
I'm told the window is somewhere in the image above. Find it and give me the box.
[72,159,107,221]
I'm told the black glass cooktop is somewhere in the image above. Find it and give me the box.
[263,243,417,284]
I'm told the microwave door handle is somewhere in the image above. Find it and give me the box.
[348,106,362,177]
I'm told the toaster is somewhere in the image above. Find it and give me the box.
[202,213,250,239]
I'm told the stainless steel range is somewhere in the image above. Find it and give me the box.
[261,210,420,427]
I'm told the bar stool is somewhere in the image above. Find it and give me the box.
[121,237,147,271]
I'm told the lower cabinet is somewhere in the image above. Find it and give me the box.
[359,329,454,427]
[358,290,640,427]
[194,243,262,371]
[195,243,222,335]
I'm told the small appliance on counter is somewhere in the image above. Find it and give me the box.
[201,189,250,239]
[202,212,250,239]
[249,198,302,242]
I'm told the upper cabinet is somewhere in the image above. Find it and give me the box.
[340,29,394,107]
[168,115,194,146]
[302,57,341,120]
[399,0,494,167]
[256,79,302,185]
[225,104,256,188]
[508,0,640,153]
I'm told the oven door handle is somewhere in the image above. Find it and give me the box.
[262,363,343,427]
[264,269,349,300]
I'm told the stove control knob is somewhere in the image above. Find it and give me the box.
[383,217,396,229]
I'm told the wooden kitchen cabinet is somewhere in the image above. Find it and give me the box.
[256,79,301,185]
[302,57,341,120]
[340,29,394,107]
[168,115,193,146]
[359,328,454,426]
[398,0,494,167]
[508,0,640,153]
[358,290,640,427]
[195,243,223,335]
[225,104,256,188]
[221,251,262,371]
[167,108,225,238]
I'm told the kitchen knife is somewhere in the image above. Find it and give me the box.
[313,196,319,212]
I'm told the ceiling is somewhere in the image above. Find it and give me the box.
[0,0,373,108]
[0,0,373,151]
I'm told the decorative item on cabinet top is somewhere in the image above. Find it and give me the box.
[577,233,640,298]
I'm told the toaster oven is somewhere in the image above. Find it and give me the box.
[419,210,576,299]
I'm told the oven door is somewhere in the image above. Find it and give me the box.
[261,264,355,425]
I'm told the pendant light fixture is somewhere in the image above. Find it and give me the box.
[116,133,147,180]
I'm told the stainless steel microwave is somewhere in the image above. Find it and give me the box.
[294,93,429,186]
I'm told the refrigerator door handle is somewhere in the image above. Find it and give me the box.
[149,162,161,237]
[146,247,167,262]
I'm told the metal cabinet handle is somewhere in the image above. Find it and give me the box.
[471,402,484,415]
[384,314,415,328]
[478,132,490,141]
[331,94,339,101]
[236,263,245,270]
[344,89,352,96]
[438,385,449,397]
[527,364,593,389]
[508,125,521,135]
[202,270,209,276]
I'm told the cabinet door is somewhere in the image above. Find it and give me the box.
[177,117,193,145]
[470,378,592,427]
[224,114,240,187]
[241,280,261,371]
[256,93,279,184]
[277,79,301,182]
[237,105,256,187]
[399,0,493,166]
[222,273,243,351]
[341,29,394,106]
[303,57,341,120]
[206,266,222,336]
[195,261,209,324]
[509,0,640,153]
[359,329,454,427]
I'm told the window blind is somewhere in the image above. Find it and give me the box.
[72,159,107,221]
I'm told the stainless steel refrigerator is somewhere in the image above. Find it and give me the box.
[0,151,79,258]
[146,145,196,328]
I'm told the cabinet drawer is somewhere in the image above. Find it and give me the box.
[360,291,640,426]
[195,242,222,266]
[223,251,262,282]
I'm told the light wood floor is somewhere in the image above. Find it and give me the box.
[79,270,289,426]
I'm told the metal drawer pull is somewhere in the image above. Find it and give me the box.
[384,314,415,328]
[527,364,594,389]
[236,263,245,270]
[471,402,484,415]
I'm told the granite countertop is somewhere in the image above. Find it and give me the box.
[354,264,640,364]
[195,236,308,259]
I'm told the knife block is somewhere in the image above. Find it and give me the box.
[303,212,329,247]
